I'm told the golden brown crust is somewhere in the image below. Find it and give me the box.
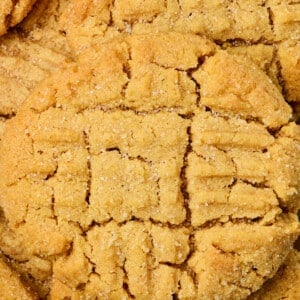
[0,33,298,299]
[225,44,281,91]
[278,40,300,102]
[0,255,35,300]
[189,223,298,299]
[192,51,291,128]
[61,0,300,103]
[268,0,300,42]
[0,0,72,128]
[0,1,298,297]
[61,0,300,45]
[0,0,37,35]
[61,0,273,53]
[249,249,300,300]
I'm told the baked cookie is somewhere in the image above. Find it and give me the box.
[20,0,71,56]
[0,118,6,142]
[225,44,281,91]
[60,0,300,47]
[0,0,72,129]
[61,0,300,104]
[268,0,300,42]
[278,40,300,103]
[0,0,37,35]
[61,0,273,52]
[0,31,70,117]
[0,255,35,300]
[0,33,298,299]
[249,249,300,299]
[0,215,51,298]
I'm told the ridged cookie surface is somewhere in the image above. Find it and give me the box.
[0,0,72,153]
[0,0,71,118]
[0,33,298,299]
[249,249,300,299]
[61,0,300,104]
[0,256,35,299]
[0,0,37,35]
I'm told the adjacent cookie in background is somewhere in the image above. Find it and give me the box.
[278,41,300,103]
[0,256,35,300]
[60,0,300,48]
[0,33,298,299]
[61,0,300,105]
[61,0,273,53]
[249,249,300,300]
[0,0,72,118]
[20,0,71,56]
[278,40,300,122]
[269,0,300,42]
[0,0,37,35]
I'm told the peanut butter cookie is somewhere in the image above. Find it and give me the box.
[0,0,72,136]
[0,256,35,300]
[61,0,300,104]
[0,0,37,35]
[0,33,298,299]
[249,249,300,300]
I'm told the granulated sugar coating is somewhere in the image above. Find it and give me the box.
[0,0,72,118]
[1,0,299,142]
[0,33,299,299]
[61,0,300,104]
[249,249,300,299]
[0,255,33,299]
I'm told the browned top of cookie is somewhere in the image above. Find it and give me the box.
[0,33,298,299]
[249,249,300,300]
[61,0,300,54]
[0,0,37,35]
[0,0,72,117]
[60,0,300,105]
[0,256,35,299]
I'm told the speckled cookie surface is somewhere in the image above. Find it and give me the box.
[249,249,300,300]
[61,0,300,104]
[0,0,37,35]
[61,0,273,52]
[0,0,72,118]
[0,33,299,299]
[0,256,35,300]
[62,0,300,47]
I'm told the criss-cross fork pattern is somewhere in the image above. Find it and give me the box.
[0,33,298,299]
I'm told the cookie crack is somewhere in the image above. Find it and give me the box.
[83,252,100,277]
[192,216,264,230]
[77,103,193,116]
[83,130,91,205]
[180,125,193,228]
[179,125,198,287]
[4,0,18,31]
[0,112,16,119]
[50,185,58,225]
[180,231,198,287]
[121,45,131,98]
[216,37,274,48]
[266,5,275,35]
[187,57,206,107]
[176,0,182,11]
[121,258,135,299]
[274,50,288,100]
